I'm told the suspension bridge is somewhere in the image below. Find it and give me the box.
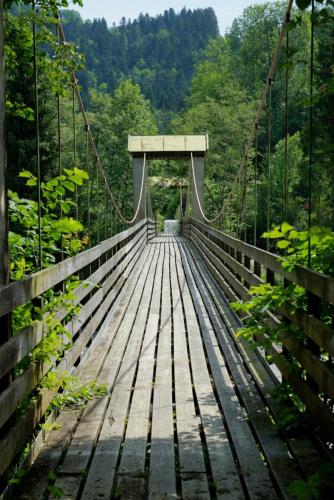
[0,0,334,498]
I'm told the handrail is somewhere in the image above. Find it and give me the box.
[0,220,146,317]
[0,220,151,477]
[190,218,334,305]
[182,217,334,440]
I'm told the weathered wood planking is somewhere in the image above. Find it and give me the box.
[149,240,177,499]
[177,239,278,499]
[79,243,161,499]
[7,235,326,500]
[191,225,262,287]
[180,239,304,498]
[188,220,334,440]
[190,229,334,402]
[117,242,164,496]
[0,220,146,317]
[184,239,322,479]
[55,244,160,499]
[0,233,147,431]
[191,224,334,358]
[172,240,244,499]
[169,241,210,499]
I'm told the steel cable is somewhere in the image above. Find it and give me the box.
[56,14,149,225]
[188,0,294,226]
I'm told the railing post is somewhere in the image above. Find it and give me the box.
[0,0,11,387]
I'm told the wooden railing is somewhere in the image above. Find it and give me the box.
[147,218,157,241]
[182,217,334,440]
[0,219,154,478]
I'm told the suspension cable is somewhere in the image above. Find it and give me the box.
[254,125,258,246]
[32,0,42,269]
[56,14,148,225]
[188,0,294,225]
[308,0,315,267]
[243,142,248,242]
[284,21,290,222]
[266,79,272,251]
[85,126,91,243]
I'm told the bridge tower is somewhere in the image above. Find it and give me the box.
[128,134,209,223]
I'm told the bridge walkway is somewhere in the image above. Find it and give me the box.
[16,236,320,500]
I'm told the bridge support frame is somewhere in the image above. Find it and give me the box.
[132,156,147,223]
[191,155,205,222]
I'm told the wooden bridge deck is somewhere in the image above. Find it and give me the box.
[16,236,321,500]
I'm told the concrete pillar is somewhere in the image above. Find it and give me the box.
[132,155,147,222]
[191,155,205,222]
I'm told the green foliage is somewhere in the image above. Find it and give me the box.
[60,7,219,110]
[9,168,88,277]
[263,223,334,275]
[41,371,108,409]
[288,462,334,500]
[47,484,64,498]
[289,474,322,499]
[231,223,334,430]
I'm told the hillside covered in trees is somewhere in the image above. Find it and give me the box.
[5,1,334,239]
[61,7,219,110]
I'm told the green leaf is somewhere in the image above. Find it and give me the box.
[262,229,284,239]
[277,240,291,249]
[26,178,37,186]
[63,181,75,192]
[281,222,293,234]
[69,175,84,186]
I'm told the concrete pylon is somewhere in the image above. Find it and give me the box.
[191,155,205,222]
[132,156,147,223]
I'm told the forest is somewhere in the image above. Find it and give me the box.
[6,0,334,244]
[1,0,334,498]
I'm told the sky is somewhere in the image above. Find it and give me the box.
[70,0,271,34]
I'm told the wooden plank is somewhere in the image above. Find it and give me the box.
[169,241,210,499]
[178,239,278,499]
[54,244,160,500]
[278,305,334,358]
[0,220,146,317]
[279,331,334,400]
[192,227,334,379]
[182,239,322,480]
[117,243,164,496]
[172,239,244,499]
[0,238,148,477]
[0,232,146,427]
[149,240,176,499]
[79,243,161,499]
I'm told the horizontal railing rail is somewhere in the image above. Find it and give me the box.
[182,217,334,440]
[0,219,151,478]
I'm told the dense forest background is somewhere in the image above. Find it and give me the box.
[61,7,219,113]
[5,0,334,246]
